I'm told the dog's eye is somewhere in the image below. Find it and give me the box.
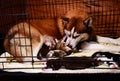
[73,32,80,38]
[73,35,79,38]
[64,36,67,42]
[68,34,71,37]
[66,33,71,37]
[62,18,69,24]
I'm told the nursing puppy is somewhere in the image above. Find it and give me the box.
[37,38,73,60]
[92,52,120,68]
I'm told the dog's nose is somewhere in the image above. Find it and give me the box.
[67,44,72,48]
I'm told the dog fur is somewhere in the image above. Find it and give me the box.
[61,9,120,52]
[4,8,120,63]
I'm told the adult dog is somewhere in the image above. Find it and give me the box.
[4,8,120,63]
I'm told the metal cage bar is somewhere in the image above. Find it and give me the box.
[0,0,120,70]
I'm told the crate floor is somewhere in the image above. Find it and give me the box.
[0,49,120,74]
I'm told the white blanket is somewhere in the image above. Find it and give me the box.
[1,36,120,73]
[0,49,120,73]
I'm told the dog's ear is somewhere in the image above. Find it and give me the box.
[84,16,92,28]
[61,17,69,25]
[57,17,69,36]
[64,29,70,36]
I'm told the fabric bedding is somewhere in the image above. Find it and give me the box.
[0,47,120,73]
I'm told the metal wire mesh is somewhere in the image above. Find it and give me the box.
[0,0,120,70]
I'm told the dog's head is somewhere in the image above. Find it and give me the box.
[61,16,97,49]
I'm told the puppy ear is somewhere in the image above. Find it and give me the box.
[84,16,92,27]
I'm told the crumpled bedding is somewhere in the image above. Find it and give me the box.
[0,48,120,73]
[1,37,120,73]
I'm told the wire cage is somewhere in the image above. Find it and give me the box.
[0,0,120,72]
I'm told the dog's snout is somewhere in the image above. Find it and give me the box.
[67,44,72,48]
